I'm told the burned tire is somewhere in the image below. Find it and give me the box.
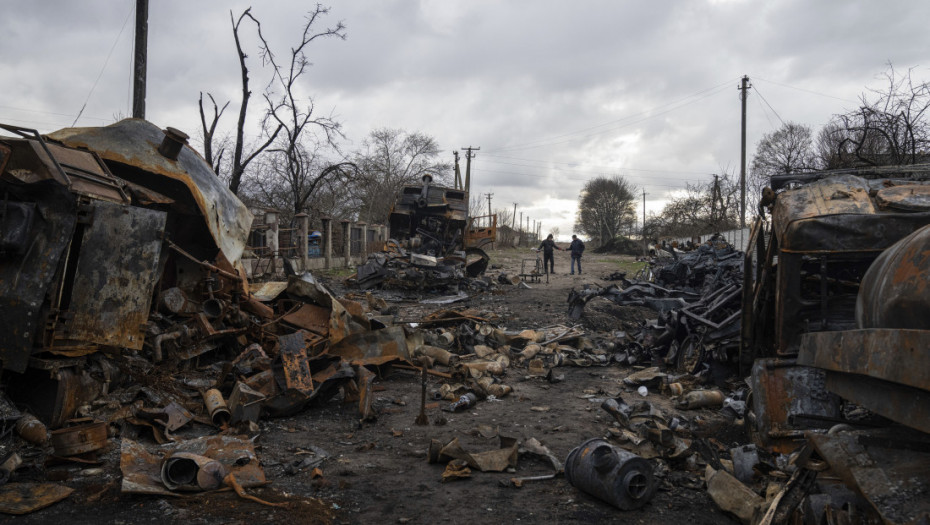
[464,247,490,277]
[676,335,704,375]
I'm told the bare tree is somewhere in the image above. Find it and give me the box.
[198,92,230,176]
[354,128,452,223]
[750,122,817,179]
[250,5,350,219]
[574,176,637,245]
[821,64,930,168]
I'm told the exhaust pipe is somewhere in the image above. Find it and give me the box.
[417,174,433,207]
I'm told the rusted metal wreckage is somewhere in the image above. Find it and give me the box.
[741,169,930,523]
[352,174,494,290]
[0,119,414,434]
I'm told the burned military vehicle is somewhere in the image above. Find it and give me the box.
[0,119,254,427]
[741,168,930,451]
[353,174,494,289]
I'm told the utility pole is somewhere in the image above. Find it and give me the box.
[512,203,517,229]
[739,75,751,228]
[711,174,720,231]
[453,151,462,190]
[642,189,647,257]
[486,192,493,218]
[519,212,523,246]
[132,0,149,119]
[462,146,480,195]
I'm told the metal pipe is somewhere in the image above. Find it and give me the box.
[153,326,187,362]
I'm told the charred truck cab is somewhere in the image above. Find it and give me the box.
[0,119,253,428]
[742,169,930,450]
[387,174,494,277]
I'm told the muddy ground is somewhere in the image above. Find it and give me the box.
[7,248,739,525]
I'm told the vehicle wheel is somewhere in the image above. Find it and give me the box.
[676,335,704,375]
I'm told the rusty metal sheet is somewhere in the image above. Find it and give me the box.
[60,199,166,350]
[825,371,930,435]
[248,281,288,302]
[876,184,930,211]
[48,119,252,263]
[773,175,930,253]
[856,224,930,329]
[282,303,330,337]
[0,483,73,515]
[276,332,318,396]
[749,358,841,453]
[798,329,930,392]
[809,430,930,524]
[120,435,265,495]
[327,326,413,365]
[0,181,76,373]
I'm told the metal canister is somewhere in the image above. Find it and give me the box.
[564,438,656,510]
[49,421,108,456]
[202,389,231,426]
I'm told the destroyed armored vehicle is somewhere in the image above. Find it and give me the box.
[352,175,494,289]
[0,119,253,427]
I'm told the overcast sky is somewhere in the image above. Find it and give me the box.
[2,1,930,240]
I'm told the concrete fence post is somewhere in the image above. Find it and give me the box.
[296,212,309,271]
[358,222,368,260]
[341,219,351,268]
[322,216,332,270]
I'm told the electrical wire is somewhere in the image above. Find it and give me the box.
[72,2,134,126]
[753,84,786,127]
[486,79,738,153]
[753,76,858,104]
[480,153,713,176]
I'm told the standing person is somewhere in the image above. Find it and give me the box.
[537,234,563,274]
[569,234,585,275]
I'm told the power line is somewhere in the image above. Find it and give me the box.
[486,78,739,152]
[753,84,786,127]
[752,76,858,104]
[753,91,778,131]
[481,153,713,176]
[486,81,736,154]
[470,167,704,189]
[72,2,135,126]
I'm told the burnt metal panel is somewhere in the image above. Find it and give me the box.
[856,224,930,329]
[798,329,930,392]
[750,358,841,453]
[0,181,77,373]
[825,371,930,435]
[60,200,166,350]
[47,119,252,263]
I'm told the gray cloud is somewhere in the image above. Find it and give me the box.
[2,0,930,238]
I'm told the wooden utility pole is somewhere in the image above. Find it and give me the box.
[453,151,462,190]
[462,146,480,195]
[519,211,523,246]
[132,0,149,119]
[642,189,647,256]
[486,192,493,218]
[739,75,751,228]
[512,203,517,229]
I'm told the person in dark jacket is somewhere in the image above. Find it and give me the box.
[537,234,563,274]
[569,234,585,275]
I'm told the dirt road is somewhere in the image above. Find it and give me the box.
[10,249,738,525]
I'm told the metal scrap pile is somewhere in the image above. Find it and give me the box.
[567,239,744,378]
[352,247,489,292]
[0,120,430,510]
